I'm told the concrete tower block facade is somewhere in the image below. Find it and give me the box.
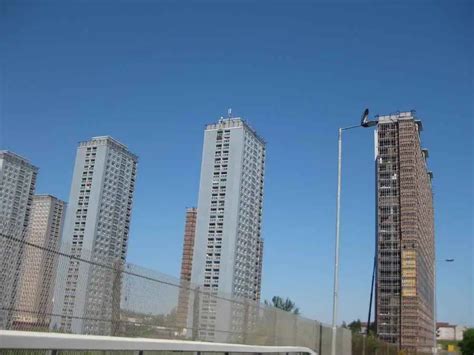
[51,136,137,335]
[0,151,38,329]
[191,117,265,340]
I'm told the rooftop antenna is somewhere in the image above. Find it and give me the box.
[228,108,232,118]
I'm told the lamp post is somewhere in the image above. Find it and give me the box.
[433,258,454,354]
[331,109,378,355]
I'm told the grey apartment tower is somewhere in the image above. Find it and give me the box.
[191,116,265,340]
[0,151,38,329]
[51,136,137,335]
[374,112,435,353]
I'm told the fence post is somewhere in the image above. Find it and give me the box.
[192,286,200,341]
[273,310,278,345]
[319,323,323,355]
[243,299,249,344]
[314,321,318,352]
[294,314,298,345]
[111,260,123,336]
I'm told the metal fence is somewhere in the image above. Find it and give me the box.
[351,333,400,355]
[0,223,354,353]
[0,330,318,355]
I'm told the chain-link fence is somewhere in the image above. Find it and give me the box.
[0,223,354,353]
[351,333,401,355]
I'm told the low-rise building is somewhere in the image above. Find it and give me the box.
[436,322,467,341]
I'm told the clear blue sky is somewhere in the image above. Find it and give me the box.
[1,1,472,326]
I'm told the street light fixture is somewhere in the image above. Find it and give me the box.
[433,258,455,354]
[331,109,378,355]
[361,108,377,128]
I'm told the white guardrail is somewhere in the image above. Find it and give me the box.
[0,330,317,355]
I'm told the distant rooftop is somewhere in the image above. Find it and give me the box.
[0,150,31,162]
[0,150,38,170]
[79,136,138,161]
[436,322,458,328]
[206,117,266,145]
[377,110,424,132]
[376,110,417,123]
[34,194,67,203]
[91,136,128,149]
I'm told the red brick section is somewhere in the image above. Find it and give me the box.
[398,120,435,353]
[176,207,198,331]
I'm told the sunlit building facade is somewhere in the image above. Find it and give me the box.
[191,117,265,340]
[0,151,38,329]
[51,136,137,335]
[375,111,435,353]
[14,195,66,329]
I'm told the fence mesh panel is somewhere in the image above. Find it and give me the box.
[1,220,397,354]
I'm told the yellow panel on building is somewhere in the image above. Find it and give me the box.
[402,259,416,267]
[402,250,416,259]
[402,287,416,297]
[402,269,416,277]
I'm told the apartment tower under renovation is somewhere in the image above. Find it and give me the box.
[375,111,435,353]
[176,207,198,331]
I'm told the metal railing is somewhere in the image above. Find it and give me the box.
[0,220,352,354]
[0,330,317,354]
[351,333,400,355]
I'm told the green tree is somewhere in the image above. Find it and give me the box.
[459,328,474,355]
[367,322,376,334]
[264,296,300,315]
[348,319,362,333]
